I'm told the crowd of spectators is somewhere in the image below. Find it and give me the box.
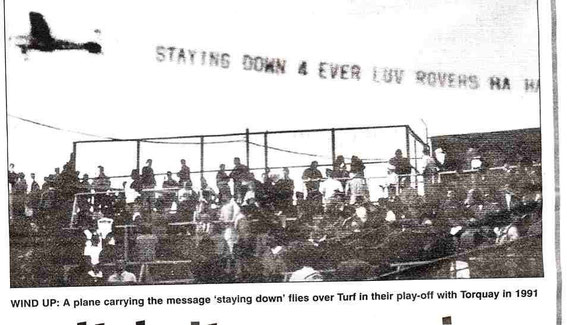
[8,145,542,286]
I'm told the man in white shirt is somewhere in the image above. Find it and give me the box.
[346,172,368,205]
[107,260,137,284]
[320,169,344,211]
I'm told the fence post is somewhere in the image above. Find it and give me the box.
[264,131,268,171]
[200,136,205,178]
[245,128,250,167]
[331,128,336,165]
[414,138,418,187]
[405,126,411,159]
[72,142,77,171]
[136,141,141,172]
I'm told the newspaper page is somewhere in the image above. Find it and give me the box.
[1,0,562,324]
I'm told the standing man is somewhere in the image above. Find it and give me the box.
[8,163,18,190]
[141,159,156,213]
[7,163,17,217]
[30,173,40,192]
[177,159,192,187]
[161,171,179,212]
[302,161,323,213]
[275,167,294,215]
[216,164,232,203]
[76,173,92,227]
[229,157,249,203]
[93,166,111,211]
[389,149,412,185]
[29,173,41,218]
[320,169,344,210]
[345,171,369,205]
[12,173,28,218]
[141,159,156,188]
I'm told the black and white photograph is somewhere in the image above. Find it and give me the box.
[4,0,546,288]
[2,0,562,324]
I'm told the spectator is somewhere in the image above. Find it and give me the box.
[343,200,371,232]
[66,256,97,286]
[389,149,413,190]
[216,164,232,203]
[93,166,111,211]
[12,173,28,217]
[93,166,109,187]
[129,169,142,193]
[29,173,39,192]
[437,189,467,230]
[274,167,294,214]
[199,177,218,205]
[77,173,91,192]
[302,161,323,201]
[333,155,346,171]
[141,159,156,213]
[288,266,323,281]
[107,260,137,284]
[345,171,368,205]
[398,178,422,220]
[260,234,287,282]
[197,177,218,225]
[161,171,180,189]
[8,163,18,190]
[497,180,521,213]
[28,173,41,217]
[434,148,446,170]
[177,159,192,187]
[320,169,344,209]
[125,169,141,204]
[385,164,398,198]
[141,159,156,188]
[389,149,412,180]
[161,171,179,211]
[219,196,242,260]
[350,155,366,176]
[83,228,103,277]
[177,181,199,221]
[229,157,249,203]
[258,168,276,210]
[76,174,92,227]
[286,243,323,282]
[421,148,438,197]
[466,148,483,170]
[333,155,350,188]
[295,191,307,220]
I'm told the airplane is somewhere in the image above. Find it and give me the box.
[15,12,102,55]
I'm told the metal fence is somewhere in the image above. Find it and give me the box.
[73,125,428,202]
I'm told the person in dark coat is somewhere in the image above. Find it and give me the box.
[28,173,41,217]
[8,163,18,189]
[389,149,412,184]
[93,166,111,211]
[12,173,28,217]
[141,159,156,213]
[229,157,249,203]
[177,159,192,187]
[302,161,323,215]
[274,167,294,215]
[216,164,232,203]
[161,171,179,212]
[350,155,366,176]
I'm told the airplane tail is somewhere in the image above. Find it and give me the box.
[29,12,54,43]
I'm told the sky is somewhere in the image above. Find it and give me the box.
[5,0,539,193]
